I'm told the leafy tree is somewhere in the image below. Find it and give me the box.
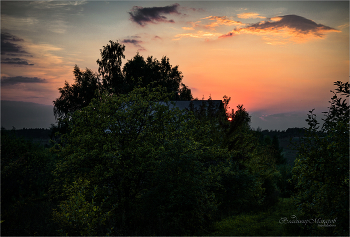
[96,40,125,94]
[223,105,281,209]
[187,95,230,147]
[53,41,193,129]
[96,41,193,100]
[177,83,193,100]
[53,65,101,120]
[123,52,193,100]
[225,104,252,152]
[292,81,349,235]
[51,86,221,235]
[193,102,281,215]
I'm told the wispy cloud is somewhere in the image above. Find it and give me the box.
[1,15,39,32]
[2,1,86,34]
[203,16,245,29]
[30,1,87,9]
[182,21,201,30]
[237,12,266,19]
[129,4,180,26]
[220,15,341,44]
[338,23,349,29]
[174,31,222,40]
[1,31,69,99]
[180,6,205,12]
[1,76,47,86]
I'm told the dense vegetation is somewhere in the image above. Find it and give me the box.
[291,81,349,235]
[1,40,348,236]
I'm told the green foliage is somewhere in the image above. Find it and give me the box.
[212,198,299,236]
[272,135,286,165]
[214,165,264,216]
[196,103,282,217]
[53,65,101,120]
[276,164,295,198]
[51,86,222,235]
[225,105,251,151]
[137,140,219,235]
[53,178,113,236]
[292,81,349,236]
[123,53,192,100]
[1,130,57,235]
[188,95,230,146]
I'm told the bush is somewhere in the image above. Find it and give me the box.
[292,81,349,236]
[276,164,294,198]
[1,129,57,235]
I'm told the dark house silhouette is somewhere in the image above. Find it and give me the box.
[168,100,227,120]
[169,100,223,111]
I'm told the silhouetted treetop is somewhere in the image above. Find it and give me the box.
[96,41,192,100]
[122,52,192,100]
[96,40,125,94]
[53,65,100,120]
[54,40,193,122]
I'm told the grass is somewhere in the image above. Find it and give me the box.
[211,198,300,236]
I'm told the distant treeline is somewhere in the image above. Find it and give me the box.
[1,127,312,142]
[1,127,51,145]
[258,127,325,138]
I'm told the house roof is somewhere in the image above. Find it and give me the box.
[169,100,223,111]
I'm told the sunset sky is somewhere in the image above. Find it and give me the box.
[1,1,349,130]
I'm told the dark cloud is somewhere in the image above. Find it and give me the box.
[1,76,47,86]
[180,6,205,15]
[248,15,339,36]
[122,39,142,44]
[121,38,145,51]
[1,32,30,55]
[1,32,24,42]
[129,3,180,26]
[219,32,234,38]
[220,15,340,43]
[2,58,34,66]
[183,7,204,12]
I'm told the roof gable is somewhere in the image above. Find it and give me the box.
[169,100,223,111]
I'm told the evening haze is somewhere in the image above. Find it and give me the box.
[1,1,349,130]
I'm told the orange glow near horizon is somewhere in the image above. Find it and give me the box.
[1,1,348,131]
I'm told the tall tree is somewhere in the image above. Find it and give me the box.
[96,40,125,94]
[53,65,100,120]
[54,40,193,124]
[123,53,193,100]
